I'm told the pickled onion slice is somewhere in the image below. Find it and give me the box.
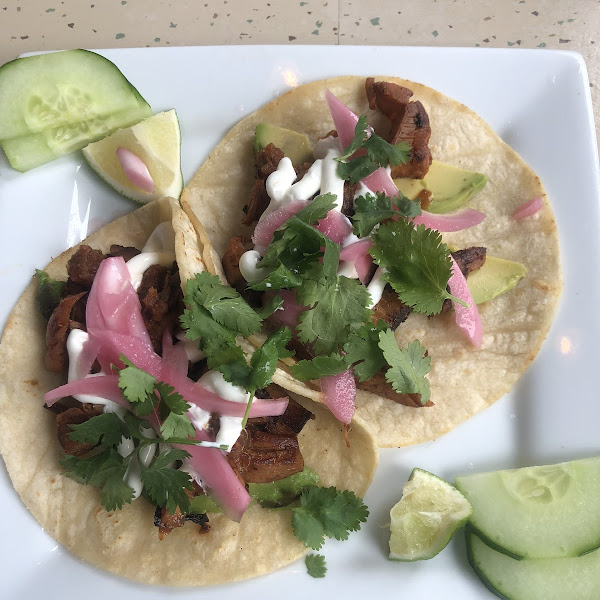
[325,89,360,148]
[315,209,353,244]
[448,256,482,348]
[116,147,155,193]
[320,369,356,424]
[355,254,374,285]
[175,430,252,522]
[412,209,486,232]
[339,238,373,261]
[512,197,543,220]
[252,199,309,253]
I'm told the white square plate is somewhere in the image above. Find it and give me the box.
[1,46,598,599]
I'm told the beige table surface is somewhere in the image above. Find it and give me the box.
[1,0,598,142]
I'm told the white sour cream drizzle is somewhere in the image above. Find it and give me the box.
[197,371,257,452]
[366,267,387,309]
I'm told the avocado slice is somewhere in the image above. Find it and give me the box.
[253,123,313,165]
[393,160,487,214]
[468,255,527,305]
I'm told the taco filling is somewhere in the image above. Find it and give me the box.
[180,75,561,447]
[0,198,377,585]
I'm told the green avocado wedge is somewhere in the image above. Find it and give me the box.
[456,457,600,559]
[467,255,526,305]
[393,160,487,214]
[467,530,600,600]
[253,123,313,165]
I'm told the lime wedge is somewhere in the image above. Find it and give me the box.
[389,468,473,561]
[82,109,183,203]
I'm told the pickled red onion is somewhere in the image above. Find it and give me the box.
[355,254,374,285]
[448,256,482,348]
[315,209,352,243]
[116,147,155,193]
[320,369,356,424]
[266,290,307,330]
[175,431,252,522]
[512,197,543,220]
[339,238,373,261]
[252,199,309,253]
[412,209,486,232]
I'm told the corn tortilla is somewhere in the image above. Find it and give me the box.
[181,75,562,448]
[0,197,378,585]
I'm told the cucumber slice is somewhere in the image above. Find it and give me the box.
[0,49,149,139]
[456,457,600,558]
[467,530,600,600]
[2,104,152,171]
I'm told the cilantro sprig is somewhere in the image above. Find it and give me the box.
[289,486,369,550]
[370,219,464,315]
[352,191,421,238]
[336,115,411,184]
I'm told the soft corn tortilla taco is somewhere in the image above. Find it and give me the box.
[181,75,562,448]
[0,197,378,586]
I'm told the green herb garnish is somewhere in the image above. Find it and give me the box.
[370,219,463,315]
[305,553,327,578]
[336,115,411,183]
[352,191,421,238]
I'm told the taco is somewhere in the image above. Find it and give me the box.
[180,75,562,448]
[0,196,378,586]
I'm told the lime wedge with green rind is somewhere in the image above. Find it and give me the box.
[389,468,473,561]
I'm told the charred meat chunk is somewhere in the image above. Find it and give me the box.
[138,263,184,354]
[45,291,86,373]
[371,286,412,331]
[365,77,432,180]
[108,245,141,262]
[65,245,106,291]
[227,396,313,486]
[357,370,433,407]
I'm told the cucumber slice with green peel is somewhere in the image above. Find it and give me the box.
[0,49,149,139]
[467,530,600,600]
[456,457,600,559]
[2,104,152,171]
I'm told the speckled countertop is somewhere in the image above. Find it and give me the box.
[1,0,598,141]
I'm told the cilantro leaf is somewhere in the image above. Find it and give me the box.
[254,216,339,290]
[365,136,411,167]
[343,321,388,382]
[290,486,369,550]
[337,155,379,184]
[255,294,284,319]
[67,412,129,448]
[101,472,136,512]
[160,411,195,441]
[139,448,193,515]
[370,220,454,315]
[378,330,431,403]
[294,193,338,224]
[352,191,421,238]
[248,327,293,391]
[34,269,65,321]
[335,115,411,184]
[156,382,189,415]
[184,271,262,337]
[290,354,347,381]
[61,448,134,511]
[305,554,327,578]
[118,356,157,416]
[296,275,372,355]
[292,509,327,550]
